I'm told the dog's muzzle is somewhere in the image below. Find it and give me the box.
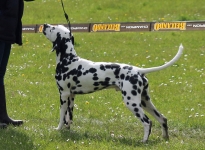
[43,24,49,35]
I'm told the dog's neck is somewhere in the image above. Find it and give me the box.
[56,41,78,64]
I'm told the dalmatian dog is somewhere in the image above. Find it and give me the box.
[43,24,183,142]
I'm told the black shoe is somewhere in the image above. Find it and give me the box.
[0,85,23,127]
[0,117,23,126]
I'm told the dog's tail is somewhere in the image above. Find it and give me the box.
[138,44,184,74]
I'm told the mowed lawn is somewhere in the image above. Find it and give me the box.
[0,0,205,150]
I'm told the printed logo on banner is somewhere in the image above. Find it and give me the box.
[154,22,186,31]
[22,27,36,33]
[92,24,121,32]
[38,25,44,33]
[125,25,149,29]
[120,23,150,32]
[192,24,205,28]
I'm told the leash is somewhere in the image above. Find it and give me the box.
[60,0,74,45]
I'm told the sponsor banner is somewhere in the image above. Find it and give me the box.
[90,23,121,32]
[22,25,36,33]
[120,22,150,32]
[22,21,205,33]
[151,22,186,31]
[186,22,205,30]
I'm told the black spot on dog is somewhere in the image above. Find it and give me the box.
[131,90,137,96]
[93,73,97,76]
[134,107,139,112]
[99,81,109,86]
[105,77,110,82]
[123,91,127,96]
[138,81,142,87]
[94,87,99,90]
[93,82,99,86]
[120,74,125,80]
[71,86,76,90]
[128,66,133,70]
[132,103,137,107]
[129,75,138,85]
[89,68,97,73]
[136,113,140,118]
[143,116,149,124]
[133,85,137,90]
[55,74,62,81]
[145,95,150,101]
[154,110,160,117]
[93,76,99,80]
[125,75,130,81]
[77,71,82,77]
[100,64,106,71]
[67,83,71,88]
[73,76,77,82]
[73,91,84,94]
[78,65,82,70]
[163,123,168,129]
[121,82,123,88]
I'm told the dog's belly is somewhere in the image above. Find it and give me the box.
[70,84,118,94]
[69,77,119,94]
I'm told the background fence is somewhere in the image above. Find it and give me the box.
[22,21,205,33]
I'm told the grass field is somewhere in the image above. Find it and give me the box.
[0,0,205,150]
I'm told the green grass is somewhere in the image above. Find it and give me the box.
[1,0,205,149]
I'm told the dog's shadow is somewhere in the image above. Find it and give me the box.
[58,128,162,147]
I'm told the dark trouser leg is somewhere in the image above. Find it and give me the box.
[0,41,23,127]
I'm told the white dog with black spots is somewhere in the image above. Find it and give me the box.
[43,24,183,143]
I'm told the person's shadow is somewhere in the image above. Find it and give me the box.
[0,127,34,150]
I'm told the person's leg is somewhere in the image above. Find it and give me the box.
[0,41,23,127]
[0,41,11,85]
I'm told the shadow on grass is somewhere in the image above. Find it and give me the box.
[58,129,162,147]
[0,127,34,150]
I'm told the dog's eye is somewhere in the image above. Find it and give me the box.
[50,27,55,32]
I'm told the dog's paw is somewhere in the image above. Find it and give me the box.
[54,126,62,130]
[54,127,60,130]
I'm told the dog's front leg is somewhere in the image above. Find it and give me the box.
[55,93,69,130]
[64,94,75,129]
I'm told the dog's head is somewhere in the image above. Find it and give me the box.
[43,24,74,53]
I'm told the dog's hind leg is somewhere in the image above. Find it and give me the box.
[141,81,169,140]
[122,92,152,143]
[64,94,75,129]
